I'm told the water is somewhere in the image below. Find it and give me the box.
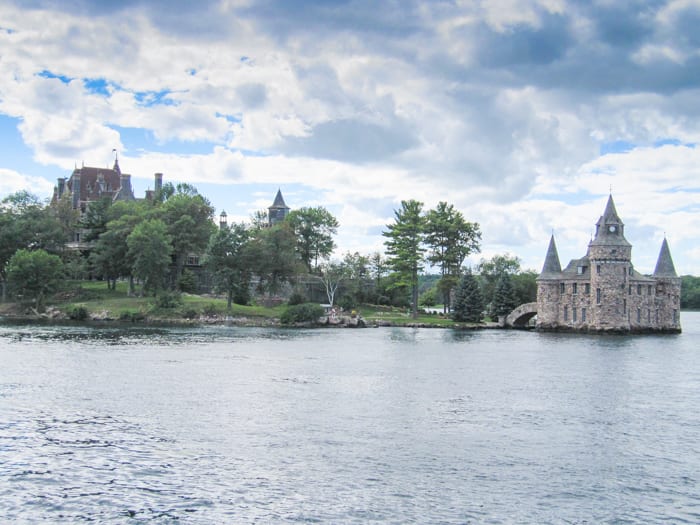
[1,314,699,523]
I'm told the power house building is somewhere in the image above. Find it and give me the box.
[536,195,681,333]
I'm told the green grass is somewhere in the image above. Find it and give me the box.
[49,280,284,321]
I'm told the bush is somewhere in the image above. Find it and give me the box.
[156,290,182,308]
[182,308,198,320]
[68,305,88,321]
[202,303,219,317]
[119,310,145,322]
[287,292,307,306]
[177,269,198,293]
[338,294,357,311]
[280,302,325,325]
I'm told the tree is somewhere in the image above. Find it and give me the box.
[1,192,65,301]
[126,219,173,296]
[89,202,145,291]
[248,222,301,295]
[452,269,483,323]
[513,270,538,305]
[156,189,216,286]
[382,200,425,318]
[6,249,64,311]
[476,253,522,315]
[205,223,252,308]
[80,196,112,242]
[424,202,481,312]
[317,260,347,307]
[287,206,339,273]
[340,251,371,306]
[493,273,518,317]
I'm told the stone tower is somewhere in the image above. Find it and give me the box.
[587,195,633,330]
[268,189,290,226]
[535,195,680,333]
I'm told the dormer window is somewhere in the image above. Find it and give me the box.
[577,265,587,275]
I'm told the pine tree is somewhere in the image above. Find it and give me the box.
[452,269,483,323]
[493,273,518,316]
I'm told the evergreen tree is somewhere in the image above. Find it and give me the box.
[452,269,483,323]
[383,200,425,318]
[493,273,518,316]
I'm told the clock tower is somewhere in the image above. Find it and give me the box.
[587,194,632,329]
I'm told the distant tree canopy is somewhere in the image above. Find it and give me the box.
[681,276,700,309]
[287,206,339,273]
[6,249,64,310]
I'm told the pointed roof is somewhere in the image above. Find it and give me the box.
[601,194,621,223]
[539,234,562,279]
[113,157,121,175]
[591,194,631,247]
[653,237,678,278]
[270,189,289,210]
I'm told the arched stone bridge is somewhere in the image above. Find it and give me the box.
[504,302,537,328]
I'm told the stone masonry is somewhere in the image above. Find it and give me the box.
[536,195,681,333]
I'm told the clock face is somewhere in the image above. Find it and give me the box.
[608,225,616,232]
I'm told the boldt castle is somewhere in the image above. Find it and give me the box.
[536,195,681,333]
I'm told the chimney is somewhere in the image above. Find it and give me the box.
[119,173,135,200]
[154,173,163,193]
[72,172,81,209]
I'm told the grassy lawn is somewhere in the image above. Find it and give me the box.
[50,280,284,321]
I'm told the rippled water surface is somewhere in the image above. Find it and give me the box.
[1,314,700,523]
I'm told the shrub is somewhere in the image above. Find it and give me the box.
[177,269,197,293]
[202,303,219,317]
[119,310,145,322]
[156,290,182,308]
[280,302,325,325]
[287,292,307,306]
[182,308,198,320]
[68,305,88,321]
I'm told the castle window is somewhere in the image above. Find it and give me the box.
[596,265,601,275]
[622,266,626,277]
[573,307,577,322]
[628,285,632,295]
[186,255,200,266]
[637,308,641,323]
[648,285,652,296]
[581,308,586,322]
[75,232,80,242]
[629,267,633,276]
[596,288,601,304]
[637,284,642,295]
[585,283,590,294]
[564,305,568,321]
[560,282,565,294]
[572,283,578,294]
[647,309,651,323]
[673,310,678,324]
[577,265,587,275]
[623,299,627,314]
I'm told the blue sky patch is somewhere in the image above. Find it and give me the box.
[134,89,178,107]
[599,140,635,155]
[111,125,213,155]
[37,70,72,84]
[83,78,111,96]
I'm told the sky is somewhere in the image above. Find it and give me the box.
[1,0,699,275]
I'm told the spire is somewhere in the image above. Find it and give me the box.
[271,188,287,208]
[653,237,678,278]
[591,193,630,246]
[602,194,621,224]
[112,149,120,174]
[539,234,562,278]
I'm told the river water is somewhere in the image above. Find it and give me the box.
[1,314,699,524]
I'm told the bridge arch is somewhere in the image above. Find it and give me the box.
[505,302,537,328]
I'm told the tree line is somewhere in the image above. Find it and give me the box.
[1,186,538,318]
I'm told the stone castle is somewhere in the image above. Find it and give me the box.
[536,195,681,333]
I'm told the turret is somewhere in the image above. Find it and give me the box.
[268,188,290,226]
[653,237,681,331]
[71,171,81,210]
[154,173,163,193]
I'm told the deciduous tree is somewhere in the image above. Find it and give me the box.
[6,249,64,311]
[205,223,252,308]
[287,206,339,273]
[126,219,173,296]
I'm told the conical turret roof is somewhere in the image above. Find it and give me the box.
[591,194,631,246]
[270,188,289,209]
[653,237,678,278]
[539,234,562,279]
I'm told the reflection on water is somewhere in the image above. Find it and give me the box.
[1,313,699,523]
